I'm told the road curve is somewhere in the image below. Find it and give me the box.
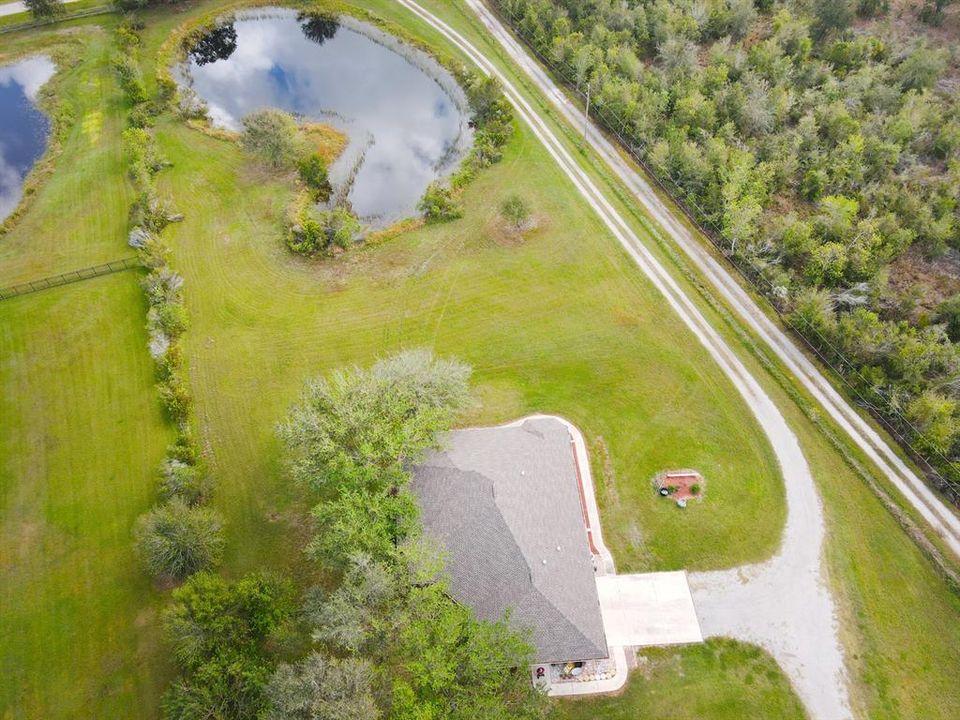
[393,0,851,716]
[459,0,960,559]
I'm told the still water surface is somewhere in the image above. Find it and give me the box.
[185,10,471,225]
[0,56,55,222]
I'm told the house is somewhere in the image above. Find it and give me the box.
[411,416,608,665]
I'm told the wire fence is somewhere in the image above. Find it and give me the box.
[489,0,960,501]
[0,256,139,300]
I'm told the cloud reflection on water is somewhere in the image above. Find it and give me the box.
[0,56,55,221]
[185,10,470,225]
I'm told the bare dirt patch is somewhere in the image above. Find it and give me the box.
[888,245,960,313]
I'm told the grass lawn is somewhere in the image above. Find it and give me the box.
[554,640,807,720]
[0,23,134,286]
[0,273,173,717]
[1,24,174,718]
[2,1,960,718]
[0,0,111,30]
[151,109,784,575]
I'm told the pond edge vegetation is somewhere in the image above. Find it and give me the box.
[154,0,515,258]
[0,39,82,236]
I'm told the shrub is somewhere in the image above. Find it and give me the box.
[159,458,212,506]
[148,301,189,338]
[297,153,332,201]
[500,194,530,230]
[691,483,701,495]
[417,182,462,222]
[127,103,154,128]
[241,109,304,169]
[158,374,192,423]
[286,199,361,256]
[112,53,148,105]
[142,268,184,305]
[134,499,225,580]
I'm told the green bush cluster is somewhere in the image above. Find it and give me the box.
[417,182,463,222]
[297,153,332,202]
[241,108,305,170]
[134,500,225,581]
[118,29,173,235]
[285,192,361,256]
[497,0,960,498]
[432,72,516,216]
[134,233,223,582]
[112,23,148,105]
[161,572,295,719]
[462,72,515,168]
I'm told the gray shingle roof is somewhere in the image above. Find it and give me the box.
[411,417,608,664]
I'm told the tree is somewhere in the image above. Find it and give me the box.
[135,499,224,580]
[304,554,395,653]
[812,0,854,40]
[278,349,472,494]
[300,13,339,45]
[241,109,304,169]
[389,582,547,720]
[189,24,237,66]
[163,572,295,720]
[500,194,531,230]
[906,391,959,457]
[265,654,378,720]
[896,42,949,90]
[936,295,960,342]
[24,0,63,19]
[920,0,957,24]
[417,182,462,222]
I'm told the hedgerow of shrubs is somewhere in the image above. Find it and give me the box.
[113,21,225,582]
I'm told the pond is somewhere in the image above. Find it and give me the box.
[183,9,472,226]
[0,56,55,222]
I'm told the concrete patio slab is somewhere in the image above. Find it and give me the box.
[596,571,703,647]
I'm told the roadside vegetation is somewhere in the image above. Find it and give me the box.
[3,0,960,718]
[495,0,960,500]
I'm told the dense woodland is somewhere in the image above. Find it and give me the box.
[495,0,960,496]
